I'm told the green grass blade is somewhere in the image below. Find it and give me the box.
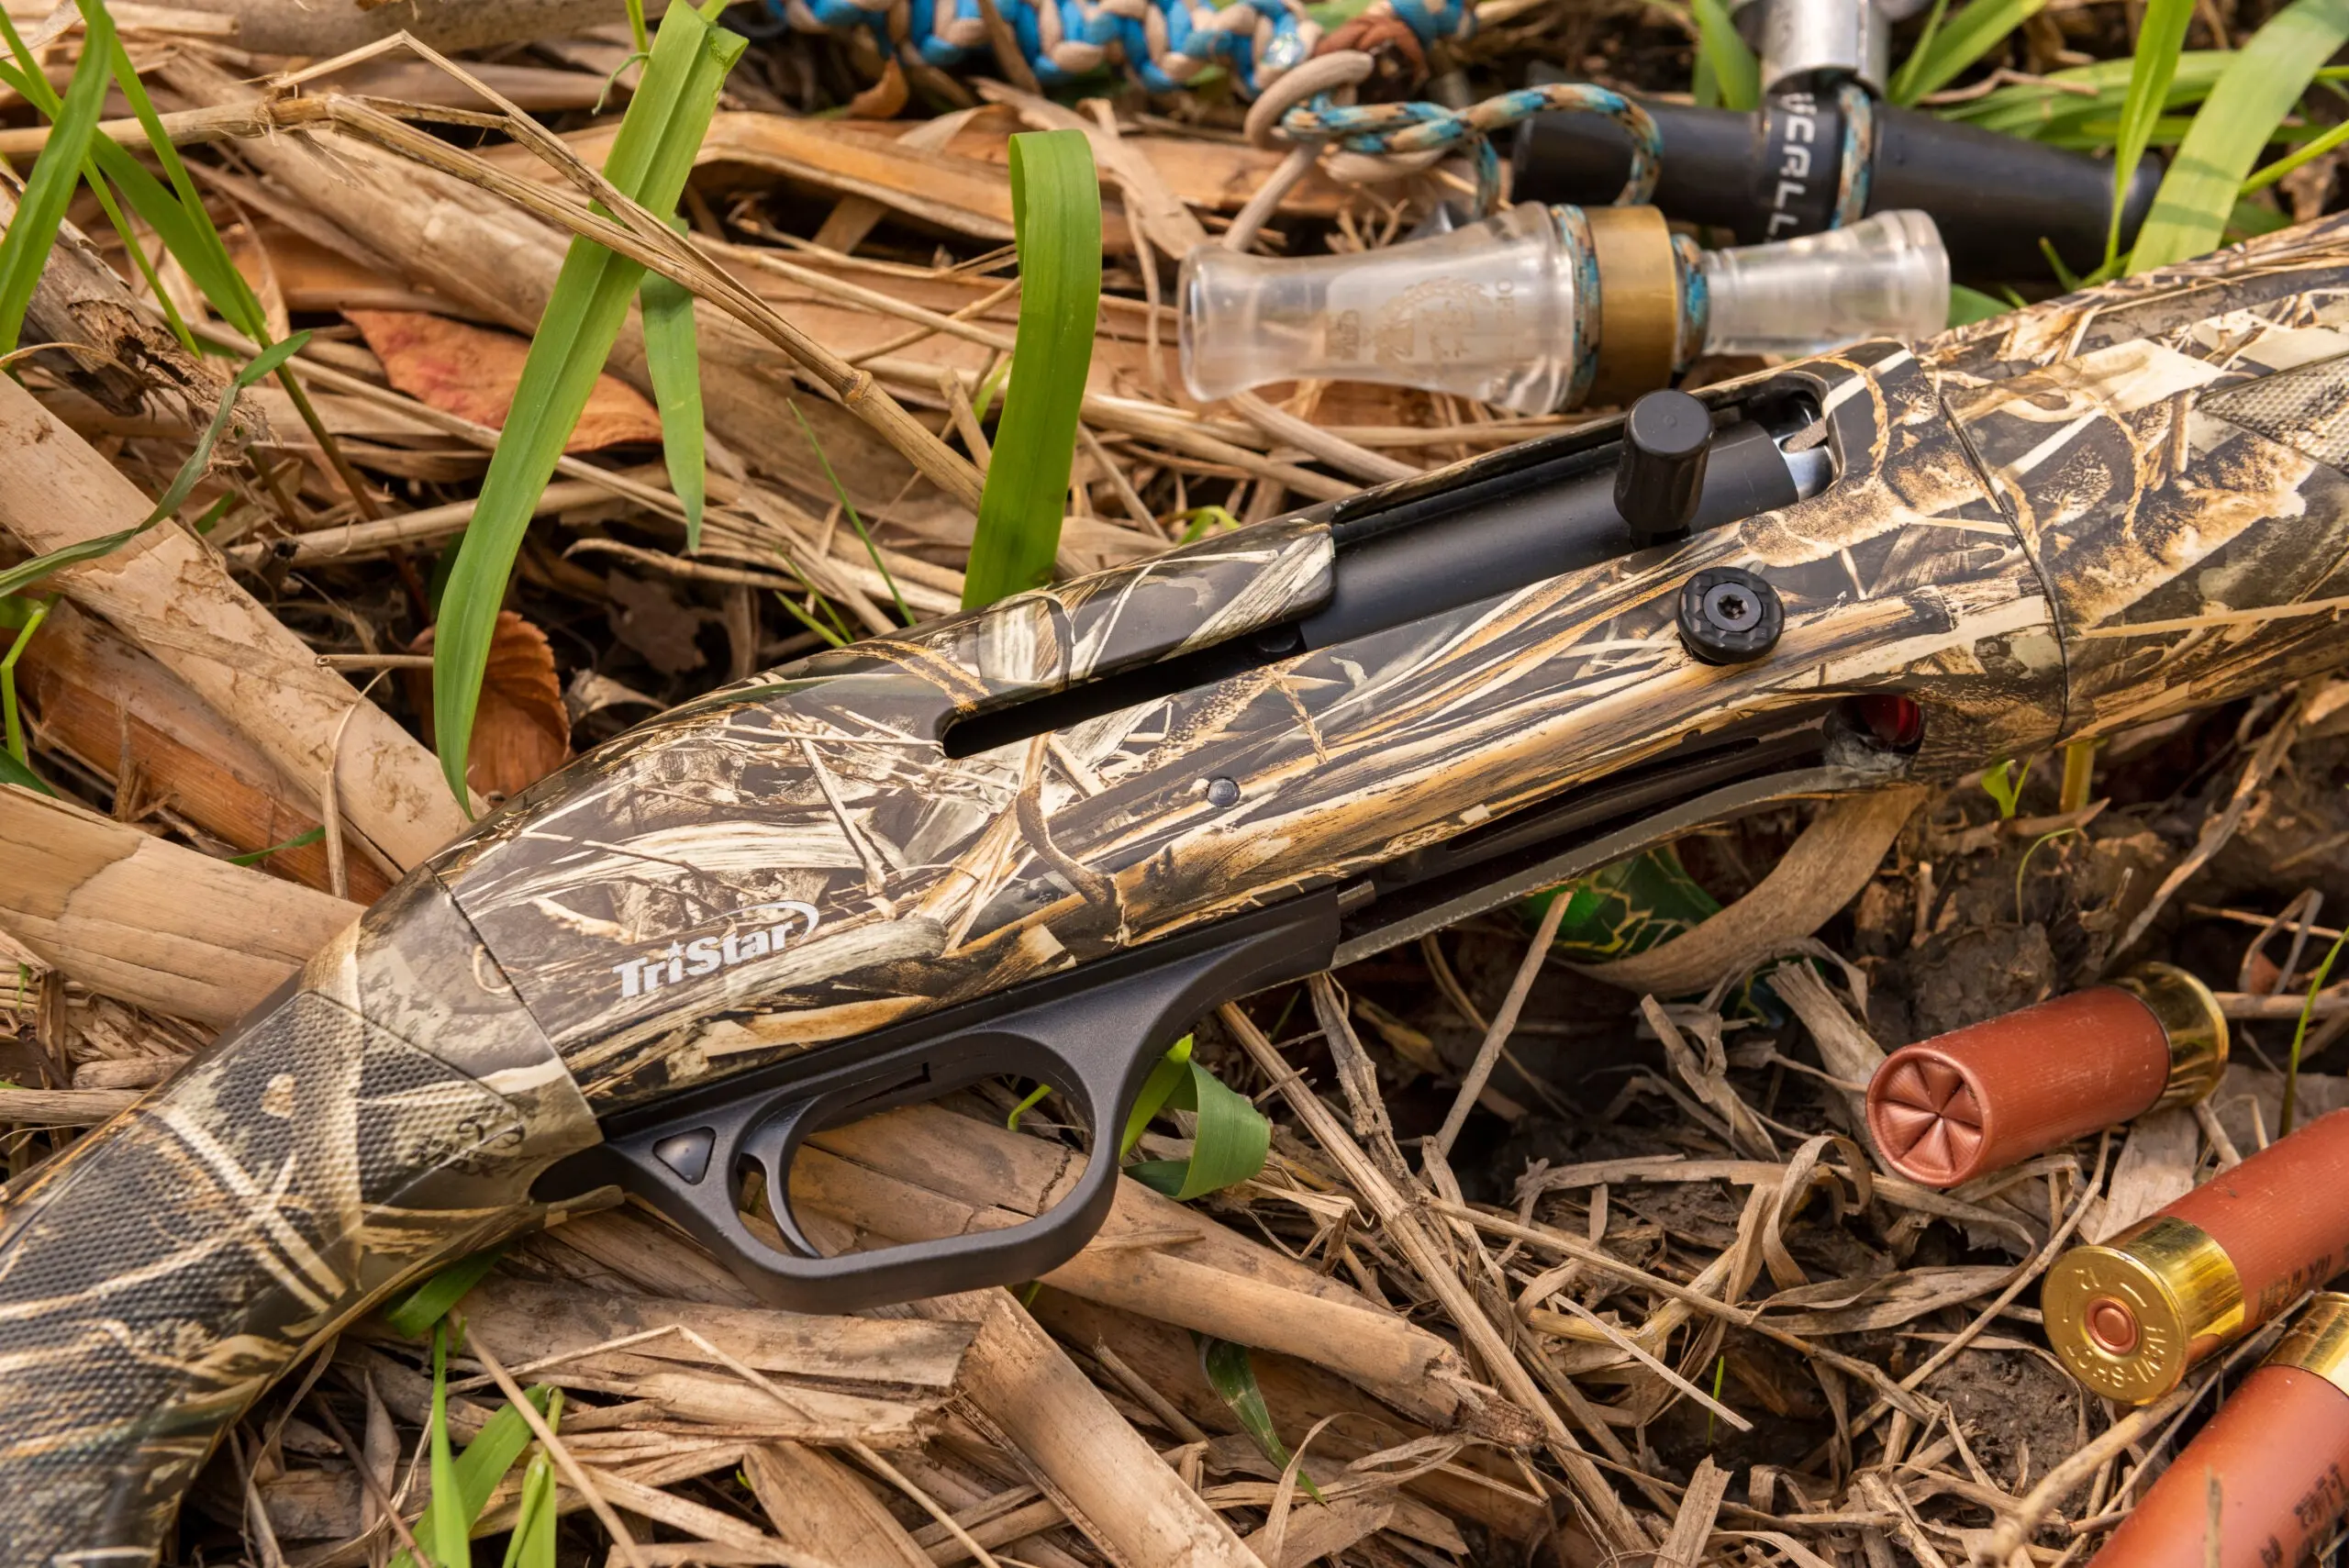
[1689,0,1761,112]
[1013,1033,1198,1151]
[1198,1339,1324,1503]
[0,4,114,354]
[1939,50,2230,142]
[0,15,39,91]
[2245,111,2349,192]
[2,595,52,771]
[1,6,339,440]
[2230,192,2294,237]
[1980,756,2030,817]
[76,129,259,338]
[1892,0,2049,104]
[1693,40,1720,107]
[2042,236,2087,288]
[2131,0,2349,270]
[1125,1056,1271,1201]
[0,521,163,601]
[790,401,909,622]
[91,14,268,341]
[2283,928,2349,1135]
[1946,284,2013,325]
[770,587,850,648]
[434,4,745,802]
[641,217,707,551]
[85,171,198,353]
[961,129,1100,611]
[1119,1035,1193,1155]
[379,1245,507,1339]
[0,749,53,796]
[1887,0,1954,105]
[225,825,326,866]
[0,24,202,356]
[1169,1060,1271,1200]
[395,1384,558,1568]
[2108,0,2197,267]
[426,1326,471,1568]
[0,335,304,600]
[497,1442,560,1568]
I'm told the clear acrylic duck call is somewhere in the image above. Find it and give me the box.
[1178,206,1947,414]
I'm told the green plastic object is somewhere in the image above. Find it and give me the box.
[1524,845,1787,1017]
[1525,844,1722,964]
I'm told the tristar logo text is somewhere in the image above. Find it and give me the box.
[611,901,821,999]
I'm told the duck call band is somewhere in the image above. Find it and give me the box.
[1581,204,1694,407]
[2086,1294,2349,1568]
[2046,1108,2349,1404]
[1866,963,2227,1189]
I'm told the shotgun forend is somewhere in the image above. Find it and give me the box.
[18,214,2349,1562]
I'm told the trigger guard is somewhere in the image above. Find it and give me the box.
[540,894,1339,1312]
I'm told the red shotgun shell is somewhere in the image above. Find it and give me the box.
[2089,1294,2349,1568]
[1866,964,2228,1189]
[2048,1108,2349,1404]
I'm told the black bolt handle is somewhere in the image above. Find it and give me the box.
[1616,390,1715,546]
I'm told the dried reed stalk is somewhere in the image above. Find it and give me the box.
[0,377,470,868]
[11,600,392,900]
[171,0,666,55]
[741,1444,935,1568]
[0,784,359,1024]
[0,184,219,420]
[799,1102,1500,1431]
[1030,1291,1551,1543]
[1219,1002,1655,1553]
[163,57,984,515]
[908,1285,1270,1568]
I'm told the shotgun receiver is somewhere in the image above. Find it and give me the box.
[16,213,2349,1561]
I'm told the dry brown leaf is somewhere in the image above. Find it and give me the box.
[406,612,572,801]
[606,569,712,674]
[846,57,909,118]
[346,308,662,451]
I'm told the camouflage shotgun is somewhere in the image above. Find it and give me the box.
[15,212,2349,1561]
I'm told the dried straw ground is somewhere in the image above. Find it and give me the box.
[6,1,2349,1564]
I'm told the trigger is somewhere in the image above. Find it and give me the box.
[762,1185,825,1260]
[741,1110,826,1260]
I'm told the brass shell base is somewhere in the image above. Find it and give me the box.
[2111,962,2230,1110]
[2273,1292,2349,1395]
[2044,1216,2244,1403]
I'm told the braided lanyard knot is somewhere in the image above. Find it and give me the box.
[1277,81,1663,217]
[767,0,1466,98]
